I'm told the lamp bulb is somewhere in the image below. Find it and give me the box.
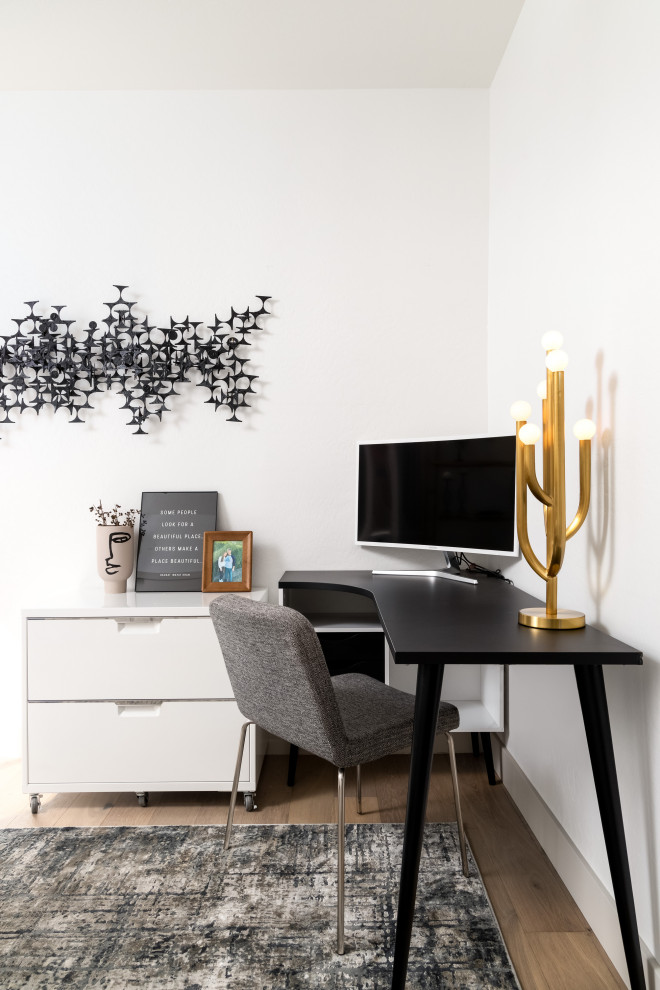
[536,380,547,400]
[541,331,564,352]
[545,349,569,372]
[510,400,532,422]
[573,418,596,441]
[519,423,541,446]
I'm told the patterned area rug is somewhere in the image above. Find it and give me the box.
[0,823,520,989]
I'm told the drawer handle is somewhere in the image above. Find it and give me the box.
[114,618,163,635]
[115,702,163,717]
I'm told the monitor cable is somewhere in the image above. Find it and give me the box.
[450,552,513,585]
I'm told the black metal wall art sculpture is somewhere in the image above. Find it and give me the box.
[0,286,271,435]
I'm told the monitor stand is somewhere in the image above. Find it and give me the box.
[372,552,478,586]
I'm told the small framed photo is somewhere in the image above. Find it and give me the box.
[202,531,253,593]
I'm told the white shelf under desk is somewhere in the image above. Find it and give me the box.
[279,584,504,742]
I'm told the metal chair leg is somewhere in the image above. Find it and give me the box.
[356,763,363,815]
[337,767,345,954]
[445,731,469,877]
[224,721,253,852]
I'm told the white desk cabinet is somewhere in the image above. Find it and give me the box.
[279,585,504,741]
[22,590,267,814]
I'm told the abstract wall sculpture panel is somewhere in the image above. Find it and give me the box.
[0,286,271,435]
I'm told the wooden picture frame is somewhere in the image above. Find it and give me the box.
[202,531,253,592]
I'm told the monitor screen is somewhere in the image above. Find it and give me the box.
[356,434,517,556]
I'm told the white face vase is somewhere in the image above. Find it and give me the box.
[96,525,135,594]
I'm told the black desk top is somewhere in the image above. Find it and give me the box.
[279,570,643,666]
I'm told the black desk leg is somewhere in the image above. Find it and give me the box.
[574,665,646,990]
[470,732,497,784]
[391,663,445,990]
[287,744,299,787]
[480,732,497,786]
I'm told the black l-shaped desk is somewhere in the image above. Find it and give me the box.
[278,570,645,990]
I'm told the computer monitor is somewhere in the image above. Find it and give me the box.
[356,434,517,577]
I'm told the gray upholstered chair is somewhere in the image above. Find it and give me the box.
[209,595,468,954]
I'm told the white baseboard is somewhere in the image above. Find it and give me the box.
[496,739,658,990]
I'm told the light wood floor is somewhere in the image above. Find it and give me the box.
[0,753,626,990]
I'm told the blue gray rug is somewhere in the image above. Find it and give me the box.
[0,823,520,989]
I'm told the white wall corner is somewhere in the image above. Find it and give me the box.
[494,737,658,990]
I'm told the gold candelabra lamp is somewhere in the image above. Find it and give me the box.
[510,332,596,630]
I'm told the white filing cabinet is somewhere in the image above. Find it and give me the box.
[22,590,268,814]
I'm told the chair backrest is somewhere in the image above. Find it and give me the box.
[209,596,349,766]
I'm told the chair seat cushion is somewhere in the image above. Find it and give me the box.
[332,673,460,767]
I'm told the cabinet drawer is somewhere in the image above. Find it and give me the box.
[27,617,231,700]
[27,700,249,785]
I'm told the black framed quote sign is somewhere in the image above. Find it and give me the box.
[135,492,218,592]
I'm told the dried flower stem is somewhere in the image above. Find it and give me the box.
[89,500,139,527]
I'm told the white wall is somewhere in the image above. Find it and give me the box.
[489,0,660,979]
[0,89,490,759]
[0,0,525,89]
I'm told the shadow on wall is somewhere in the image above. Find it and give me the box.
[586,351,660,978]
[586,350,616,631]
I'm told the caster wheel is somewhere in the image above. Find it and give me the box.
[243,793,257,812]
[137,792,149,808]
[30,794,41,814]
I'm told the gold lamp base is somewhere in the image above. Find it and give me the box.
[518,607,585,630]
